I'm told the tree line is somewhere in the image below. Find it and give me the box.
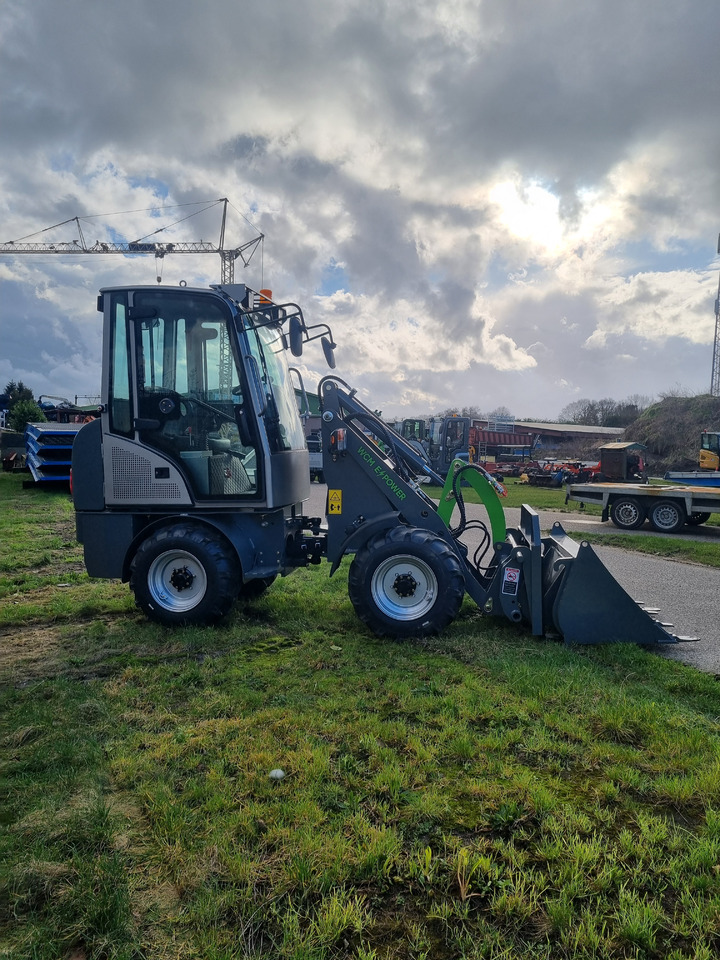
[1,381,46,432]
[556,395,653,428]
[432,397,652,429]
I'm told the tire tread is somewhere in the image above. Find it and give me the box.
[348,525,465,639]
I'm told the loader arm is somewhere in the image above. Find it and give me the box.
[318,378,533,627]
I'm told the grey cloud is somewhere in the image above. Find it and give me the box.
[1,0,719,417]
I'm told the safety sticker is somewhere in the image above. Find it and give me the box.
[328,489,342,514]
[501,567,520,596]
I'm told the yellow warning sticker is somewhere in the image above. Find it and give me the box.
[328,489,342,514]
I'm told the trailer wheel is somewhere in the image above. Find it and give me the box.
[686,511,711,526]
[609,497,646,530]
[130,524,239,625]
[649,499,687,534]
[348,527,465,639]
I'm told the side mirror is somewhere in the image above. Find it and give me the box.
[322,336,336,369]
[289,316,304,357]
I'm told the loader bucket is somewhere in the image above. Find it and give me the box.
[542,522,680,645]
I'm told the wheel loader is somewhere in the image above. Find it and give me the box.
[72,283,689,646]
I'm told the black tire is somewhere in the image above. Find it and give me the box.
[130,523,239,625]
[609,497,646,530]
[686,512,711,526]
[348,526,465,639]
[649,499,687,534]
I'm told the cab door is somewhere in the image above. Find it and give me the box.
[129,288,262,500]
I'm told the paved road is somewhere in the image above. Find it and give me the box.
[590,545,720,675]
[503,507,720,673]
[305,483,720,675]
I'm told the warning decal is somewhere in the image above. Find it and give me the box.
[328,489,342,514]
[501,567,520,596]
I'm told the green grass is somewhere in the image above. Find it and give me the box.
[2,472,720,958]
[578,532,720,568]
[427,478,598,513]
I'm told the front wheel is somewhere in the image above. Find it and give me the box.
[649,499,687,534]
[348,526,465,639]
[130,524,239,625]
[609,497,646,530]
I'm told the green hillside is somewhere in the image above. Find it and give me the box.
[624,394,720,473]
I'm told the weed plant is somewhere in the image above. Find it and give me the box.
[1,472,720,958]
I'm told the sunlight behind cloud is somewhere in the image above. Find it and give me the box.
[489,178,564,255]
[1,0,718,415]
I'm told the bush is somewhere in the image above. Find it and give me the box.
[8,399,46,432]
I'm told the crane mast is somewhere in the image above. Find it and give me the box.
[712,233,720,397]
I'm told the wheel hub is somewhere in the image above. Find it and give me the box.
[169,565,195,592]
[392,572,418,598]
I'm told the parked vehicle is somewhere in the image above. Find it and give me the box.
[665,431,720,486]
[396,416,471,477]
[566,482,720,533]
[71,282,686,646]
[699,430,720,471]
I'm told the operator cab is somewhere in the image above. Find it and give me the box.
[700,431,720,470]
[426,416,470,475]
[100,285,309,507]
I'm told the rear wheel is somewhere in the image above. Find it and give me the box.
[130,524,239,625]
[348,526,465,639]
[649,499,687,534]
[686,512,711,526]
[609,497,646,530]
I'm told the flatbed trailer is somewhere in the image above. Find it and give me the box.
[565,482,720,533]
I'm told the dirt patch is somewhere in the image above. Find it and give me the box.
[0,617,127,685]
[0,624,67,682]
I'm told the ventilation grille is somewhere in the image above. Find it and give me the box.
[111,446,183,501]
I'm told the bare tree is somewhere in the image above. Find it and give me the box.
[558,399,599,425]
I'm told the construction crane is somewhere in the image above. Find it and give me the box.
[712,233,720,397]
[0,197,263,284]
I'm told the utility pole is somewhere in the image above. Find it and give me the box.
[712,234,720,397]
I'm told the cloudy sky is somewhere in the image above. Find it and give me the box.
[1,0,719,420]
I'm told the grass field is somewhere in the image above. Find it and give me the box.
[2,472,720,959]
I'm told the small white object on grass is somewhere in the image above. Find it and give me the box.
[269,768,286,781]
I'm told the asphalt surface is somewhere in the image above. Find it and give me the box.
[304,482,720,676]
[504,506,720,674]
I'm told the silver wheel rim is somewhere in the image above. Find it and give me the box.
[617,502,640,526]
[147,549,208,612]
[371,552,438,621]
[653,504,681,530]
